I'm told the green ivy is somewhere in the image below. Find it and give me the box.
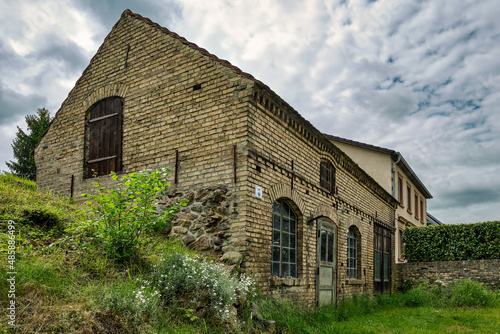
[403,221,500,262]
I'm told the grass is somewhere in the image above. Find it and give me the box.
[0,172,499,333]
[257,289,500,333]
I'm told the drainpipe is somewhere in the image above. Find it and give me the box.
[392,152,402,198]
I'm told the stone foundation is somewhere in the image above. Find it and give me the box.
[163,185,240,260]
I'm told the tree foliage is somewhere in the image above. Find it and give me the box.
[6,108,51,180]
[403,221,500,262]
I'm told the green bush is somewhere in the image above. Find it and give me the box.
[403,221,500,262]
[448,279,498,307]
[82,168,186,261]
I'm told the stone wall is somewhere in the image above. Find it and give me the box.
[163,185,239,259]
[395,259,500,290]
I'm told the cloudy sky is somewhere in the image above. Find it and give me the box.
[1,0,499,224]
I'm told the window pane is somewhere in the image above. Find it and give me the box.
[272,201,281,215]
[272,246,280,262]
[282,233,290,248]
[282,263,290,277]
[321,230,327,261]
[290,218,296,234]
[283,247,289,263]
[283,202,290,218]
[271,262,280,276]
[273,214,281,230]
[290,234,296,248]
[290,249,296,264]
[290,264,297,278]
[328,232,334,263]
[283,217,290,232]
[384,253,389,281]
[374,252,381,281]
[273,230,280,246]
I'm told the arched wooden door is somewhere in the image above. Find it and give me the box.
[317,218,337,307]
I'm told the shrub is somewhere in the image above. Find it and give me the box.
[448,279,498,307]
[403,221,500,262]
[149,252,255,321]
[82,168,186,260]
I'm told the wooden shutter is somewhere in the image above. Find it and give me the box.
[87,98,123,177]
[320,161,335,194]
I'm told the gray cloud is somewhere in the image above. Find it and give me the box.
[1,0,499,224]
[0,83,47,125]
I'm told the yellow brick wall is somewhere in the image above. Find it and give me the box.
[241,88,396,303]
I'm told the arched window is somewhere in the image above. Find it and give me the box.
[86,97,123,177]
[271,199,297,278]
[347,226,358,279]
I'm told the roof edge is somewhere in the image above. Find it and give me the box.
[326,134,432,199]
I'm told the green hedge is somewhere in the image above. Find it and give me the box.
[403,221,500,262]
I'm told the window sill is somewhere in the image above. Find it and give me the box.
[268,276,304,287]
[345,279,363,285]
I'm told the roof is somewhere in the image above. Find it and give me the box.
[427,212,444,225]
[325,134,433,199]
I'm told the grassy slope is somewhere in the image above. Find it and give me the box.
[0,174,203,333]
[0,173,499,333]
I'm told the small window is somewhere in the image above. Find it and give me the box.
[398,176,404,204]
[271,199,298,278]
[414,192,419,219]
[407,184,412,213]
[320,160,336,194]
[320,230,335,263]
[86,97,123,177]
[347,227,358,279]
[420,198,424,224]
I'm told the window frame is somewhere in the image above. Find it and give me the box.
[420,197,424,224]
[398,175,404,206]
[347,227,358,279]
[271,199,298,278]
[414,191,419,220]
[406,183,412,214]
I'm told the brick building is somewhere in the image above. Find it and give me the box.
[35,10,397,306]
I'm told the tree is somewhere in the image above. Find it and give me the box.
[6,108,51,180]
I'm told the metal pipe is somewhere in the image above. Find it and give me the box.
[174,150,178,184]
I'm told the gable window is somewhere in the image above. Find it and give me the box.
[271,199,297,278]
[86,97,123,178]
[347,227,358,279]
[320,160,336,194]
